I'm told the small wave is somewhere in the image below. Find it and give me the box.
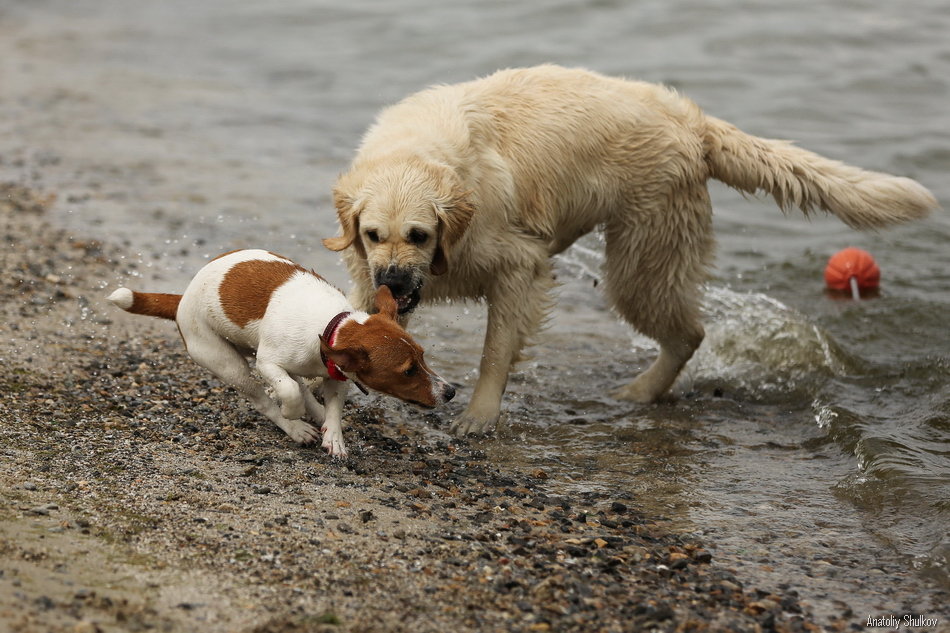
[825,389,950,587]
[676,287,853,402]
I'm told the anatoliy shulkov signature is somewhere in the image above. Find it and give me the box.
[866,614,940,629]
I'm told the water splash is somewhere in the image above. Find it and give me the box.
[677,287,850,401]
[555,237,851,402]
[813,400,839,429]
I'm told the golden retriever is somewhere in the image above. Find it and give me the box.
[324,65,937,435]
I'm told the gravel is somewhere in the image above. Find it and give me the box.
[0,182,823,632]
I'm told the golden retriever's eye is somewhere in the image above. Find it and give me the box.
[407,229,428,245]
[365,230,380,243]
[403,364,417,377]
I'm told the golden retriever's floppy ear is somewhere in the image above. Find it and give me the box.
[430,187,475,276]
[373,285,399,319]
[322,187,366,259]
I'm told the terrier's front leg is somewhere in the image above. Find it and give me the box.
[320,379,349,458]
[257,361,306,420]
[296,377,326,423]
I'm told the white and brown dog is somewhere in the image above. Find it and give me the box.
[108,249,455,457]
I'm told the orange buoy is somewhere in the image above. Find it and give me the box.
[824,248,880,299]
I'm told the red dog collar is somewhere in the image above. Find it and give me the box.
[320,312,369,394]
[321,311,351,381]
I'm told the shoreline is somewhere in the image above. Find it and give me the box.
[2,182,831,632]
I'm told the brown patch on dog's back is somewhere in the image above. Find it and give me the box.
[219,259,310,327]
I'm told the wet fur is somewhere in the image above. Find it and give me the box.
[324,65,938,436]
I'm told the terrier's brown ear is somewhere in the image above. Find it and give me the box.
[431,186,475,276]
[319,335,368,373]
[373,285,399,320]
[322,187,366,259]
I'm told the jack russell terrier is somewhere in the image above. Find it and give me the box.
[107,249,455,457]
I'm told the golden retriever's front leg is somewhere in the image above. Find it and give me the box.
[451,265,553,436]
[450,306,518,435]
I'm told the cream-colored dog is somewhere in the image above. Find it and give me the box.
[324,64,938,436]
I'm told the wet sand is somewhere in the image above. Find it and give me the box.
[0,183,861,632]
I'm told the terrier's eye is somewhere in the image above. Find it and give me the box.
[365,230,380,243]
[407,229,428,245]
[404,365,418,377]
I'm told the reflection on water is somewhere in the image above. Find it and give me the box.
[2,0,949,620]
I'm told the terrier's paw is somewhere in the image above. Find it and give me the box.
[282,419,321,445]
[304,401,326,424]
[280,401,306,420]
[449,411,498,437]
[320,426,348,458]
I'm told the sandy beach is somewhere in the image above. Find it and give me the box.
[0,183,838,632]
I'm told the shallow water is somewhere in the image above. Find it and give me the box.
[2,0,949,621]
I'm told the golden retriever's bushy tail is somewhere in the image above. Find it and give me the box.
[702,116,938,229]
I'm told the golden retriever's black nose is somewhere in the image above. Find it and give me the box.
[375,266,415,297]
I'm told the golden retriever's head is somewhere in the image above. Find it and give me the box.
[323,158,474,314]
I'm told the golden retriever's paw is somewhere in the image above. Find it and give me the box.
[611,380,660,403]
[449,411,498,436]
